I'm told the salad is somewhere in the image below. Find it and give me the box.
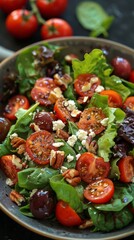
[0,43,134,233]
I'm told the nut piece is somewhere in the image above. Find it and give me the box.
[79,219,93,229]
[9,190,25,206]
[62,169,81,186]
[10,136,26,154]
[50,150,65,169]
[56,129,69,140]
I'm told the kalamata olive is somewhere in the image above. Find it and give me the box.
[30,189,55,219]
[0,117,11,142]
[34,111,54,132]
[111,56,132,79]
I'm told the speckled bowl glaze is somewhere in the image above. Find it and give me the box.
[0,37,134,240]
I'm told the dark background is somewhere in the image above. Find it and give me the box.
[0,0,134,239]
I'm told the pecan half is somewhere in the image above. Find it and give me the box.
[9,190,25,206]
[50,150,65,169]
[79,219,94,229]
[11,136,26,154]
[62,169,81,186]
[56,129,69,140]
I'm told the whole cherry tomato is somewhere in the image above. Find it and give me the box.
[0,0,27,14]
[36,0,68,18]
[41,18,73,40]
[5,9,38,39]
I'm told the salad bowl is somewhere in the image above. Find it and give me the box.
[0,36,134,240]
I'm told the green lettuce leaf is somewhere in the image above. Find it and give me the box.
[72,49,112,80]
[97,107,125,161]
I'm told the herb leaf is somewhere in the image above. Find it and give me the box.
[76,1,114,37]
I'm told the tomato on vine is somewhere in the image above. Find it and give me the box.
[0,0,28,14]
[41,18,73,39]
[36,0,68,18]
[5,9,38,39]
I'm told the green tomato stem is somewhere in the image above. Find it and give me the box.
[30,0,46,25]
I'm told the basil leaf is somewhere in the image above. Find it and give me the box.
[18,167,58,190]
[50,175,83,213]
[76,1,114,37]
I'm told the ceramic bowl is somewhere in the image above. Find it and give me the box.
[0,37,134,240]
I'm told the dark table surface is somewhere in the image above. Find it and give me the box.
[0,0,134,239]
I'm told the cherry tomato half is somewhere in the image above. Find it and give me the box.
[36,0,68,18]
[25,130,56,165]
[77,107,106,135]
[55,200,82,227]
[5,9,38,39]
[0,155,20,184]
[54,97,77,123]
[100,90,123,108]
[0,0,27,14]
[118,156,134,183]
[123,96,134,110]
[74,73,101,98]
[41,18,73,40]
[31,77,58,106]
[3,94,30,120]
[76,152,110,183]
[84,178,114,204]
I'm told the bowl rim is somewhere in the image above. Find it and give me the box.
[0,36,134,240]
[0,36,134,67]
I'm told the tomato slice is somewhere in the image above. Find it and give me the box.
[76,152,110,183]
[3,94,30,120]
[55,200,82,227]
[123,96,134,110]
[74,73,101,98]
[84,178,114,204]
[25,130,56,165]
[31,77,58,106]
[129,70,134,83]
[0,155,20,184]
[118,156,134,183]
[77,107,106,135]
[100,90,122,108]
[54,97,77,123]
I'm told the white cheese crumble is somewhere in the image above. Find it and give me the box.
[76,129,88,141]
[89,129,96,138]
[95,85,104,93]
[100,118,109,126]
[67,154,74,162]
[67,135,77,147]
[6,178,14,186]
[52,142,65,147]
[76,153,81,160]
[10,133,18,140]
[60,166,68,173]
[52,120,65,131]
[12,155,22,170]
[64,100,76,111]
